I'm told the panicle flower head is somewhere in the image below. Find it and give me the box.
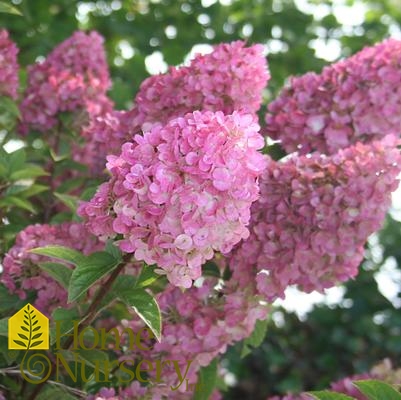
[74,109,141,175]
[20,31,112,133]
[90,271,266,399]
[0,29,19,99]
[266,39,401,154]
[79,110,267,288]
[229,135,401,301]
[134,41,269,128]
[1,222,102,315]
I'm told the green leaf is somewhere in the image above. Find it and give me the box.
[97,274,137,311]
[6,183,48,198]
[19,183,49,197]
[10,165,48,181]
[0,318,8,337]
[36,385,77,400]
[202,261,221,278]
[37,262,73,289]
[105,240,122,262]
[0,196,36,213]
[353,380,401,400]
[68,252,119,303]
[0,1,22,15]
[0,284,23,313]
[8,148,26,173]
[0,95,21,119]
[118,288,162,342]
[241,318,268,358]
[54,192,78,212]
[194,358,218,400]
[29,246,85,266]
[77,349,109,373]
[135,264,160,288]
[308,392,355,400]
[56,177,85,194]
[50,307,80,345]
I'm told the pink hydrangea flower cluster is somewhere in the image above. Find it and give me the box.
[72,41,268,176]
[0,29,18,99]
[88,384,222,400]
[79,110,267,288]
[89,272,266,399]
[134,41,269,129]
[229,135,401,301]
[73,109,140,175]
[19,31,112,133]
[266,39,401,155]
[1,222,102,315]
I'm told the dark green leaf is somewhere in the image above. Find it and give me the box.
[308,392,355,400]
[54,192,78,212]
[194,358,218,400]
[77,349,109,372]
[241,318,268,358]
[135,264,160,288]
[105,240,122,261]
[30,246,85,266]
[68,251,119,303]
[0,196,36,213]
[36,385,77,400]
[0,318,8,337]
[353,380,401,400]
[50,307,80,345]
[37,262,73,289]
[118,288,162,342]
[10,165,48,181]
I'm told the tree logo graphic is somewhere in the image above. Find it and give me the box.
[8,303,49,350]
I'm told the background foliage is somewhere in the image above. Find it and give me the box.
[1,0,401,398]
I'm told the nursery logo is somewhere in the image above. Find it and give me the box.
[8,304,49,350]
[6,306,198,392]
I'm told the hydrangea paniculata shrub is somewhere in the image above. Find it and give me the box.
[1,27,401,400]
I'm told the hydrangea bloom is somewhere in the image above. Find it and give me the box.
[266,39,401,154]
[0,29,19,99]
[134,41,269,129]
[1,222,102,314]
[19,31,112,133]
[79,110,267,288]
[89,271,266,399]
[88,384,222,400]
[229,135,401,301]
[76,41,267,176]
[73,109,140,175]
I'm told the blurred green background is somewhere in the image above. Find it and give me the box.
[2,0,401,398]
